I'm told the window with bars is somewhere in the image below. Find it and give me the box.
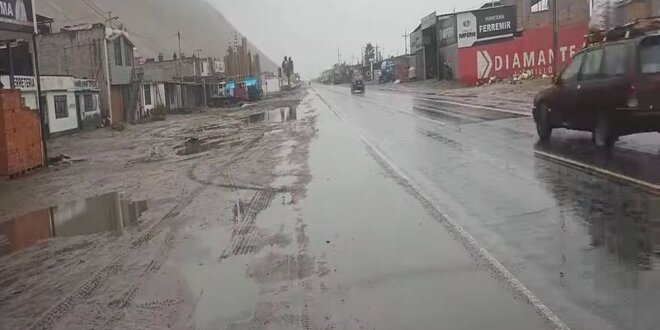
[125,41,133,67]
[114,38,123,66]
[54,95,68,119]
[84,94,95,112]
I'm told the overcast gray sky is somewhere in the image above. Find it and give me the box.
[209,0,489,79]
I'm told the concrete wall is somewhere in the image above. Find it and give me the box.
[613,0,660,25]
[37,26,110,118]
[141,59,195,82]
[501,0,591,29]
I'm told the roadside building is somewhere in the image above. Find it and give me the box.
[137,56,206,113]
[409,25,423,80]
[437,15,458,80]
[410,0,592,84]
[0,75,101,135]
[611,0,660,26]
[421,12,439,80]
[455,0,590,84]
[36,23,137,124]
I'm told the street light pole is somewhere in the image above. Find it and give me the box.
[402,30,409,55]
[552,0,559,76]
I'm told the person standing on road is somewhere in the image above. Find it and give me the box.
[287,57,294,86]
[282,56,290,87]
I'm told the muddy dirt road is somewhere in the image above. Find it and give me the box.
[0,87,557,329]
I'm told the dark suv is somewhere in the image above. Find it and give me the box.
[351,76,365,94]
[533,29,660,147]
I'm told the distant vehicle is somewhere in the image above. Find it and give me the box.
[351,75,365,94]
[533,18,660,147]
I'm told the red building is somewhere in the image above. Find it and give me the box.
[456,0,591,84]
[410,0,592,84]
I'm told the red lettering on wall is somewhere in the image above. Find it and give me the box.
[457,22,589,84]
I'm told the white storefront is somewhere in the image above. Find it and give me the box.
[0,75,100,134]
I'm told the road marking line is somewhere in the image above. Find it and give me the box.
[415,96,531,117]
[358,134,570,330]
[534,150,660,193]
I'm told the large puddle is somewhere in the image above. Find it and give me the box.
[248,105,300,124]
[0,192,149,256]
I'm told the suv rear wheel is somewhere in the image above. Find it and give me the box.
[536,103,552,141]
[593,111,615,148]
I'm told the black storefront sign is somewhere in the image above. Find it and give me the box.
[0,0,34,38]
[457,5,516,48]
[437,15,457,47]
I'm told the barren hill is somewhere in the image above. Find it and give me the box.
[38,0,277,71]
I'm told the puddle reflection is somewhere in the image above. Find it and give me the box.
[535,136,660,185]
[247,105,300,124]
[535,159,660,272]
[0,192,149,256]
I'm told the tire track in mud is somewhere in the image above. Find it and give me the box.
[230,190,276,256]
[27,189,204,330]
[99,232,177,330]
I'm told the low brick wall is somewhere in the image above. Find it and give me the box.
[0,90,44,177]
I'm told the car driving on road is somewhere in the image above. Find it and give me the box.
[533,19,660,147]
[351,75,365,94]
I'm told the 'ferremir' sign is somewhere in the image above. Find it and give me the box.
[456,5,517,49]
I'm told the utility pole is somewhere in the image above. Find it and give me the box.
[552,0,559,76]
[177,31,183,81]
[30,0,48,163]
[337,46,340,64]
[402,30,410,55]
[104,12,119,125]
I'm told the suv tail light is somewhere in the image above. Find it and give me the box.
[627,85,639,108]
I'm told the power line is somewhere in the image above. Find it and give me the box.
[81,0,106,20]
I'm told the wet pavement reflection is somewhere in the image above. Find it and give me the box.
[314,85,660,329]
[413,97,523,124]
[535,132,660,185]
[0,192,148,256]
[534,159,660,329]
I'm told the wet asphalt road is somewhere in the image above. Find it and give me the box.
[177,91,550,330]
[312,84,660,330]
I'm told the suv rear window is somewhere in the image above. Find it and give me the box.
[640,36,660,74]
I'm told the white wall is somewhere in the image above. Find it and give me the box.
[47,92,79,134]
[264,78,281,94]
